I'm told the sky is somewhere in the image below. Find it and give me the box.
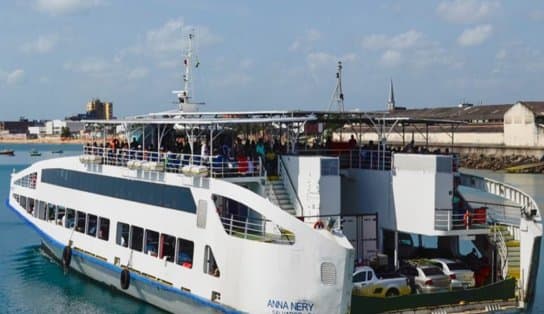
[1,0,544,120]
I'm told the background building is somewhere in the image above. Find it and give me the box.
[86,98,113,120]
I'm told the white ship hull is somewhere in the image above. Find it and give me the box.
[8,156,354,314]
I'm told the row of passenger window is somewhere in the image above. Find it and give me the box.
[116,222,195,269]
[13,194,110,241]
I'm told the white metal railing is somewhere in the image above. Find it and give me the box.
[219,214,295,245]
[434,209,487,231]
[278,156,304,216]
[82,146,263,178]
[298,149,392,170]
[459,173,540,221]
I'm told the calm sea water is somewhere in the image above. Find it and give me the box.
[0,144,165,314]
[1,144,543,313]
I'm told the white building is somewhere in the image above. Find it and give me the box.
[45,120,65,136]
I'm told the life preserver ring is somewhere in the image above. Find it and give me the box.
[313,221,325,229]
[463,210,472,228]
[62,246,72,268]
[120,268,131,290]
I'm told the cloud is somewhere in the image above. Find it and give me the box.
[362,30,423,50]
[493,44,544,74]
[361,30,461,69]
[127,67,149,80]
[306,52,356,71]
[21,35,58,54]
[437,0,500,24]
[289,29,321,52]
[457,24,493,46]
[34,0,103,15]
[1,69,25,86]
[64,58,110,74]
[144,18,221,56]
[380,50,402,67]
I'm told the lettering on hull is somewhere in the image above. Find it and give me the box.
[266,299,314,314]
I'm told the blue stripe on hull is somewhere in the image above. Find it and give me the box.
[5,199,240,314]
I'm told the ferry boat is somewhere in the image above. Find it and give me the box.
[7,33,353,314]
[7,32,543,313]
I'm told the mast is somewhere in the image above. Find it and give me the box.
[328,61,345,112]
[173,31,200,112]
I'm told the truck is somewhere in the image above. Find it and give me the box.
[352,266,412,298]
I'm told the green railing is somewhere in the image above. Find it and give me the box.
[351,278,516,314]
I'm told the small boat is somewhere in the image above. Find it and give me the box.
[29,149,42,157]
[51,150,64,154]
[0,149,15,156]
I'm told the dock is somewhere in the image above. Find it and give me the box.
[505,161,544,173]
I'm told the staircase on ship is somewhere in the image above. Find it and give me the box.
[489,225,520,280]
[266,176,296,215]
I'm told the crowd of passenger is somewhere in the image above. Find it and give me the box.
[84,133,455,175]
[84,134,289,176]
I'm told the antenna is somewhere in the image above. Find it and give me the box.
[172,30,201,112]
[328,61,345,112]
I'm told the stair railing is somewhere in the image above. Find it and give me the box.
[492,222,509,280]
[278,155,304,217]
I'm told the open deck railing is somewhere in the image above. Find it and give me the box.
[298,148,392,170]
[434,208,487,231]
[219,214,295,244]
[82,146,264,178]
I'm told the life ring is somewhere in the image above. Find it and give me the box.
[120,268,131,290]
[463,210,472,228]
[313,221,325,229]
[62,246,72,268]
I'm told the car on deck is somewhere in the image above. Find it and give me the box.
[430,258,475,289]
[398,263,451,294]
[352,266,412,298]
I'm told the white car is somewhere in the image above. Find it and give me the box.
[430,258,475,289]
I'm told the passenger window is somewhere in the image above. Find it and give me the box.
[28,198,35,216]
[75,211,86,233]
[47,203,56,222]
[367,271,373,281]
[98,218,110,241]
[87,214,97,237]
[116,222,130,247]
[130,226,144,251]
[177,238,194,269]
[145,230,159,257]
[66,209,75,229]
[19,195,27,210]
[160,234,176,262]
[56,206,66,226]
[204,245,219,277]
[37,200,47,220]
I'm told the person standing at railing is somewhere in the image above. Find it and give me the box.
[348,135,357,148]
[200,140,209,165]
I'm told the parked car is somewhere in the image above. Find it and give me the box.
[430,258,475,289]
[352,266,411,298]
[398,264,451,294]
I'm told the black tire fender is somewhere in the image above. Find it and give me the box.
[62,246,72,268]
[120,268,131,290]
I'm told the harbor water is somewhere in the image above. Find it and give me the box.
[0,144,166,314]
[1,143,543,313]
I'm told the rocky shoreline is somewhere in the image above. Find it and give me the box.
[459,153,544,173]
